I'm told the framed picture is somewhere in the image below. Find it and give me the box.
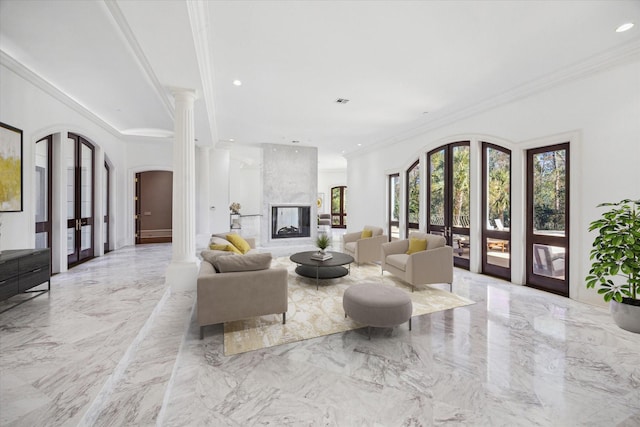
[0,122,23,212]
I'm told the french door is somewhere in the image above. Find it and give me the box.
[103,162,111,253]
[35,135,52,250]
[67,133,95,267]
[331,186,347,228]
[427,142,470,269]
[482,142,511,279]
[405,160,420,236]
[526,143,569,296]
[388,173,400,240]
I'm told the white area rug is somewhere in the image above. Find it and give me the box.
[223,257,475,356]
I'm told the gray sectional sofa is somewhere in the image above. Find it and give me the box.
[197,235,288,339]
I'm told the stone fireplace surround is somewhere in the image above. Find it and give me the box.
[260,144,318,247]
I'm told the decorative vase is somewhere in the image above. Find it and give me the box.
[610,298,640,333]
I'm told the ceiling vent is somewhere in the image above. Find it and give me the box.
[335,98,350,104]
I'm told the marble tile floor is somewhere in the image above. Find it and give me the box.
[1,242,639,426]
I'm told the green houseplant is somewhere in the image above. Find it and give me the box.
[316,233,331,254]
[586,199,640,333]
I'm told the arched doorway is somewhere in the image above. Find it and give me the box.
[427,141,470,270]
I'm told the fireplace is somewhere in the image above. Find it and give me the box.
[271,205,311,239]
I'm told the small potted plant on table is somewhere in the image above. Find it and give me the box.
[586,199,640,333]
[316,233,331,255]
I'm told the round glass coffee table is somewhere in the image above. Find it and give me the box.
[290,251,354,290]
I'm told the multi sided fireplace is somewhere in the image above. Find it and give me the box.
[271,205,311,239]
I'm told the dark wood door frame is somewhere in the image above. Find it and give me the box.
[427,142,470,270]
[388,173,400,239]
[526,142,570,296]
[35,135,53,250]
[482,142,512,280]
[405,160,420,236]
[331,186,347,228]
[67,133,95,268]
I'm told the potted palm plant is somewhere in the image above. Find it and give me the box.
[316,233,331,255]
[586,199,640,333]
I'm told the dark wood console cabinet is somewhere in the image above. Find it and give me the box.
[0,249,51,304]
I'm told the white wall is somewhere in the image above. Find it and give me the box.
[124,139,173,247]
[318,169,347,214]
[346,59,640,306]
[0,62,174,266]
[210,148,231,233]
[0,63,123,258]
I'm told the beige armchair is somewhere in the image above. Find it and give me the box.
[381,231,454,291]
[342,225,388,265]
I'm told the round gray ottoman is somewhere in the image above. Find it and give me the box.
[343,283,413,335]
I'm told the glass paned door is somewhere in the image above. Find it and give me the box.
[482,143,511,279]
[331,186,347,228]
[526,143,569,296]
[388,173,400,240]
[35,136,52,250]
[406,160,420,236]
[103,161,110,253]
[428,142,470,269]
[67,133,95,267]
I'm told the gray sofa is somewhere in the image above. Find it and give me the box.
[197,236,288,339]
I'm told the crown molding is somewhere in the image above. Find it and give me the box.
[349,38,640,160]
[186,0,219,146]
[1,49,122,139]
[103,0,174,121]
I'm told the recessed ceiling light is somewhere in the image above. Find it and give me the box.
[233,80,242,86]
[616,22,634,33]
[229,138,235,142]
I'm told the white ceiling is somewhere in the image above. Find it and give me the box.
[1,0,639,169]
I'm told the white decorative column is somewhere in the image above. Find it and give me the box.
[165,88,199,291]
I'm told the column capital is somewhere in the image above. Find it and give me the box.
[168,87,198,102]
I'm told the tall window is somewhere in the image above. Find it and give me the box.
[331,186,347,228]
[527,143,570,296]
[388,173,400,240]
[405,160,420,235]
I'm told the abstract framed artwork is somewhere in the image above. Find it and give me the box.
[0,122,23,212]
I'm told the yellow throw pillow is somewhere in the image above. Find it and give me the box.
[209,244,243,255]
[226,233,252,254]
[406,238,427,254]
[361,229,373,239]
